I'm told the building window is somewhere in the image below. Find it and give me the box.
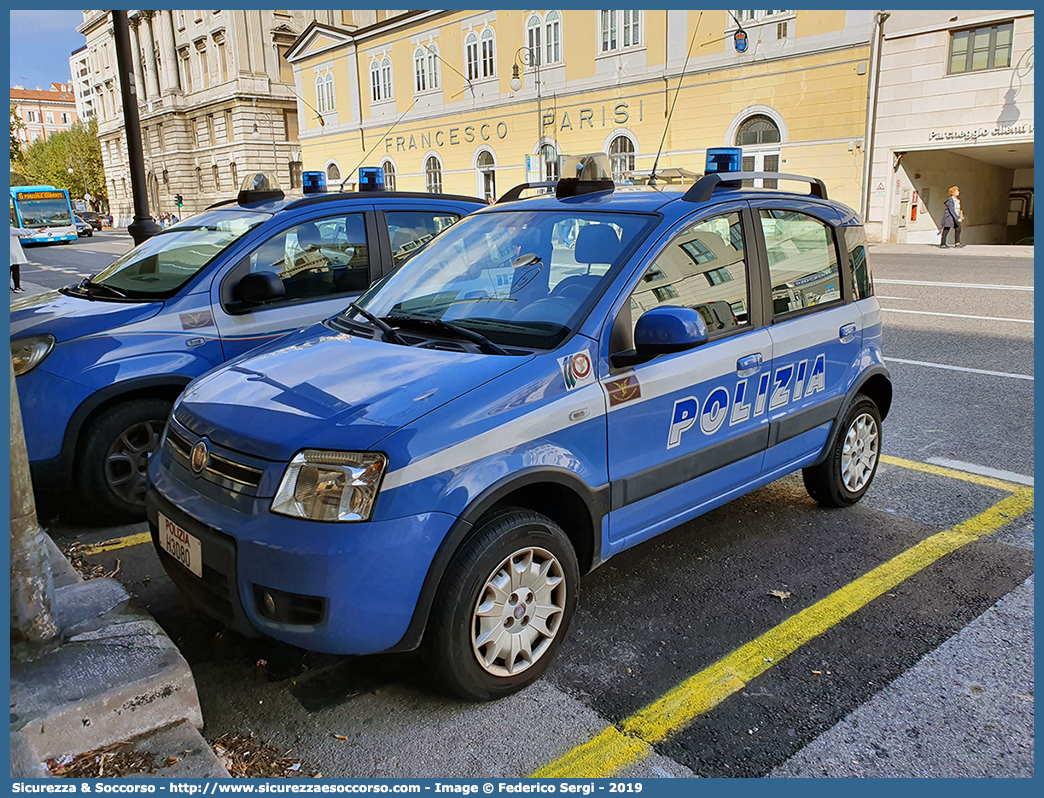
[45,112,54,124]
[465,32,480,80]
[315,74,325,113]
[541,143,559,181]
[380,57,392,99]
[546,11,562,64]
[609,135,635,181]
[230,162,238,188]
[481,29,495,78]
[653,285,679,302]
[206,114,216,146]
[732,10,791,24]
[527,14,542,64]
[736,115,780,146]
[371,59,384,100]
[949,22,1014,74]
[414,43,440,93]
[225,109,233,142]
[326,163,341,182]
[26,110,37,123]
[371,56,393,101]
[601,10,642,52]
[704,266,733,286]
[289,161,302,190]
[425,156,443,193]
[477,149,496,202]
[199,48,210,89]
[217,41,228,82]
[212,164,221,191]
[196,167,204,191]
[381,160,396,191]
[324,73,335,112]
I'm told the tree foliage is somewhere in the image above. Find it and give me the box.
[17,117,108,209]
[11,102,25,162]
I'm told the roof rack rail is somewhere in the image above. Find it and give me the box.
[496,181,557,204]
[683,172,828,204]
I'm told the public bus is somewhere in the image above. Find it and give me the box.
[10,185,77,244]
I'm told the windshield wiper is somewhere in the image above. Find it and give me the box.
[349,302,410,346]
[384,314,510,356]
[78,277,130,299]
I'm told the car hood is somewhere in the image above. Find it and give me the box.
[9,290,162,341]
[175,325,533,461]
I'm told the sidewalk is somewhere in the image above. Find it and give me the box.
[869,242,1034,258]
[9,530,229,778]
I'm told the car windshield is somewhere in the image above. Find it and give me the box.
[349,209,656,349]
[89,209,270,298]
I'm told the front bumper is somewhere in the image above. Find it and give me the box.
[146,457,456,655]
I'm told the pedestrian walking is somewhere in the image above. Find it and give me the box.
[10,225,32,292]
[940,185,965,248]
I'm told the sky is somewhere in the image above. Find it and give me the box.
[9,9,88,91]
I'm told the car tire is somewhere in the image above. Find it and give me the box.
[425,508,579,702]
[77,398,172,523]
[803,393,882,507]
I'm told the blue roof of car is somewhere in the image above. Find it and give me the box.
[475,182,860,225]
[206,189,488,215]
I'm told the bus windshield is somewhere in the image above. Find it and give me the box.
[16,197,72,228]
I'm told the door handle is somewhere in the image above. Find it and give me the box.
[737,353,763,377]
[839,323,857,343]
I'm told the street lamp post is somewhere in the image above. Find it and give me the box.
[510,46,544,179]
[67,165,87,203]
[253,109,280,181]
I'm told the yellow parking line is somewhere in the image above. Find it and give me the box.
[532,487,1034,778]
[880,454,1023,493]
[78,531,152,556]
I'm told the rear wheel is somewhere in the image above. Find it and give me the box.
[77,398,172,523]
[803,394,881,507]
[425,509,579,701]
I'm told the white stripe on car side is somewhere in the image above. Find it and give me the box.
[381,382,606,492]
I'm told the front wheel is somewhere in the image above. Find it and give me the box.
[425,509,579,701]
[76,398,173,523]
[803,394,882,507]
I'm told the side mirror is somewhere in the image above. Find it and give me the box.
[612,306,708,368]
[237,272,285,306]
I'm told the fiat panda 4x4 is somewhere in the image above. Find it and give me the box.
[146,153,891,701]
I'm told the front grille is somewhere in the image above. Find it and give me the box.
[166,425,264,496]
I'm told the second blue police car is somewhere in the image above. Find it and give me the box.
[146,153,891,701]
[11,171,485,522]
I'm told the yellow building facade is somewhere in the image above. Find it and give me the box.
[288,10,874,212]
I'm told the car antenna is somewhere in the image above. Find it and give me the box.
[649,11,702,188]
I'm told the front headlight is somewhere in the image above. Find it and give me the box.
[11,334,56,376]
[272,450,388,523]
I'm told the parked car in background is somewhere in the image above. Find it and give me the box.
[80,211,103,231]
[10,170,485,522]
[73,216,94,237]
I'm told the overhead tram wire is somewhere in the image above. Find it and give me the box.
[648,11,702,187]
[341,47,475,192]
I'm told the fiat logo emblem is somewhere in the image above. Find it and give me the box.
[190,440,210,476]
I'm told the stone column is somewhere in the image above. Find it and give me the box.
[156,9,181,94]
[128,16,147,107]
[139,11,162,100]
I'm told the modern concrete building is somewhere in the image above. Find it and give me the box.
[287,10,876,212]
[77,10,408,225]
[865,10,1034,244]
[10,83,78,147]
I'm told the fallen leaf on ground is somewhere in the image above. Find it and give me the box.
[768,589,791,603]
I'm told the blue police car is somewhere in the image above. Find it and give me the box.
[146,153,891,701]
[10,171,484,521]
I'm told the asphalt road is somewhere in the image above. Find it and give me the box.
[20,240,1035,779]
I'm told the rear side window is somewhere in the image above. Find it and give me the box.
[385,211,461,266]
[845,225,874,300]
[630,210,751,336]
[760,209,842,316]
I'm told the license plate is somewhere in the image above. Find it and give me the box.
[158,513,202,578]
